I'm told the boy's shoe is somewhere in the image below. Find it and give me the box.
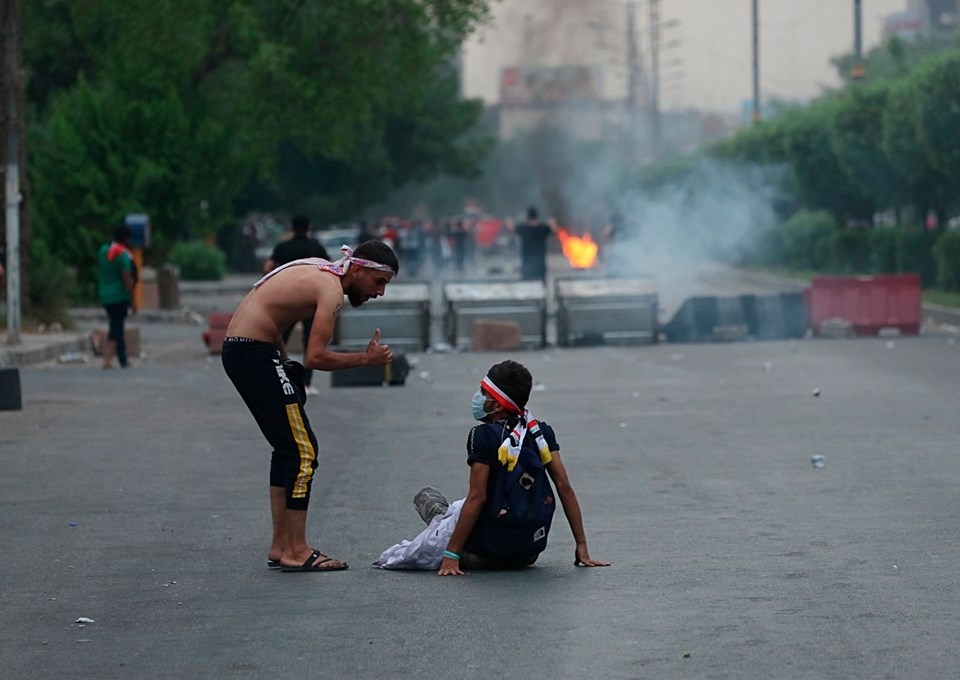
[413,486,449,524]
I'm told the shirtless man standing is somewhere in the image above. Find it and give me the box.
[221,240,399,572]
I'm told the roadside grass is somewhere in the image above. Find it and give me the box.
[922,290,960,308]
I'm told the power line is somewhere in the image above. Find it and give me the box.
[683,35,799,92]
[759,0,833,29]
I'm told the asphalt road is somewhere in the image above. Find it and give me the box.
[2,312,959,679]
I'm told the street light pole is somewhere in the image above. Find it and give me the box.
[752,0,760,122]
[649,0,662,154]
[2,0,22,344]
[625,0,641,144]
[852,0,866,80]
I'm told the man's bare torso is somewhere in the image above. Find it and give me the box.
[226,266,343,345]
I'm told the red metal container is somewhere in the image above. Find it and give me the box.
[807,274,921,336]
[202,311,233,354]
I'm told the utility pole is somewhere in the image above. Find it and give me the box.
[751,0,760,122]
[626,1,638,115]
[2,0,22,344]
[649,0,662,155]
[625,1,647,145]
[522,14,533,65]
[852,0,866,80]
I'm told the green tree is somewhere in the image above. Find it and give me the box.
[896,227,938,286]
[780,210,838,270]
[932,230,960,291]
[910,51,960,220]
[22,0,493,292]
[829,82,906,214]
[772,99,873,223]
[881,75,950,220]
[831,35,948,85]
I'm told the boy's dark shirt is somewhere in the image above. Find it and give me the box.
[462,420,559,556]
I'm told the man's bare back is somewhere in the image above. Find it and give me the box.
[225,254,395,371]
[226,265,342,346]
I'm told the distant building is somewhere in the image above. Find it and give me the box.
[494,63,736,157]
[496,64,614,141]
[885,0,959,40]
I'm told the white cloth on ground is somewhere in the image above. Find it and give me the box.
[375,499,464,570]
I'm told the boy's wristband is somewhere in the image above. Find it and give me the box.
[443,550,461,561]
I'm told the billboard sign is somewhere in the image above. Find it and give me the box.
[884,11,924,39]
[500,65,603,105]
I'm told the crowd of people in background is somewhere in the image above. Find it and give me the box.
[242,206,638,283]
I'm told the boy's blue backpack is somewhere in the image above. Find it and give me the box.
[480,422,556,560]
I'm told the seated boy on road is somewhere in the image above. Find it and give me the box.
[377,359,609,575]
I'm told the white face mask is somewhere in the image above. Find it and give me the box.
[471,389,489,421]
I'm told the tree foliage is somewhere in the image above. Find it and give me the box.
[683,38,960,286]
[713,42,960,225]
[831,34,954,85]
[22,0,492,288]
[829,82,907,211]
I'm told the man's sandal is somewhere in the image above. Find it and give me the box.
[280,549,349,572]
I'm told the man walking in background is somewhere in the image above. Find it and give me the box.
[98,225,137,369]
[263,215,330,395]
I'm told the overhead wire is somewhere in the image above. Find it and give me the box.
[759,0,833,30]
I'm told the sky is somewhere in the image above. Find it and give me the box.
[462,0,909,113]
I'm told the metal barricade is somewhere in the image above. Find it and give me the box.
[443,281,546,350]
[334,281,431,351]
[555,277,658,346]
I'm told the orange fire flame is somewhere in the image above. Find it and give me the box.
[557,229,598,269]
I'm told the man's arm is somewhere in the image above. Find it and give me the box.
[303,283,392,370]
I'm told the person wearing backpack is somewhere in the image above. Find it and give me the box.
[377,359,608,574]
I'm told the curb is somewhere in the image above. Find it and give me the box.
[3,287,958,368]
[922,302,960,331]
[69,307,188,324]
[0,335,90,368]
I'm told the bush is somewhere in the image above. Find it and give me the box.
[780,210,837,270]
[868,228,899,273]
[895,227,937,286]
[167,241,226,281]
[27,240,79,324]
[933,230,960,291]
[828,227,872,273]
[737,225,784,267]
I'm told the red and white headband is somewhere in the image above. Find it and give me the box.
[338,245,395,274]
[481,376,522,414]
